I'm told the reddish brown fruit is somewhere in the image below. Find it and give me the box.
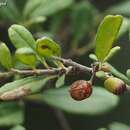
[69,80,92,101]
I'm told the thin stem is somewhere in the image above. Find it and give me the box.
[53,56,92,73]
[53,108,72,130]
[108,63,130,85]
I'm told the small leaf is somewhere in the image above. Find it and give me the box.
[126,69,130,79]
[23,0,73,18]
[8,24,36,49]
[0,102,24,126]
[89,54,98,61]
[10,125,26,130]
[15,47,36,68]
[104,46,120,62]
[55,74,65,88]
[36,37,61,58]
[40,87,119,115]
[96,71,106,79]
[0,42,12,69]
[95,15,123,62]
[0,76,55,100]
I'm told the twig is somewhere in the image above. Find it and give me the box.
[0,57,92,78]
[53,108,72,130]
[53,56,92,73]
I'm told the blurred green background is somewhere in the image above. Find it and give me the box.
[0,0,130,130]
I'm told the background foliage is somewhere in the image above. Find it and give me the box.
[0,0,130,130]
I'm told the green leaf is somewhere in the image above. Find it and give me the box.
[36,37,61,58]
[0,42,12,69]
[107,1,130,16]
[0,76,55,100]
[71,1,96,44]
[8,24,36,49]
[55,74,65,88]
[109,122,130,130]
[95,15,123,62]
[15,47,36,68]
[89,54,98,61]
[40,86,119,115]
[96,71,106,79]
[23,0,73,18]
[107,63,130,85]
[118,18,129,37]
[0,0,21,22]
[23,16,46,27]
[10,125,26,130]
[126,69,130,79]
[0,102,24,126]
[104,46,120,62]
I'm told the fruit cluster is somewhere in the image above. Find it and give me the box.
[69,63,127,101]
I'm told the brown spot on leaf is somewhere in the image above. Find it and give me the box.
[0,87,31,100]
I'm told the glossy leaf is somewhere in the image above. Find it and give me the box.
[95,15,123,62]
[41,86,119,115]
[15,47,36,68]
[23,0,73,18]
[0,76,55,100]
[8,24,36,49]
[0,102,24,126]
[36,37,61,58]
[0,42,12,69]
[55,74,65,88]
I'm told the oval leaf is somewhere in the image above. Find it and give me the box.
[41,86,119,115]
[0,42,12,69]
[0,76,55,100]
[36,37,61,58]
[8,24,36,49]
[95,15,123,62]
[15,47,36,68]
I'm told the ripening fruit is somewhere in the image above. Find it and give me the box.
[69,80,92,101]
[104,77,127,95]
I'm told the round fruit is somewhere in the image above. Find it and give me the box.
[69,80,92,101]
[104,77,127,95]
